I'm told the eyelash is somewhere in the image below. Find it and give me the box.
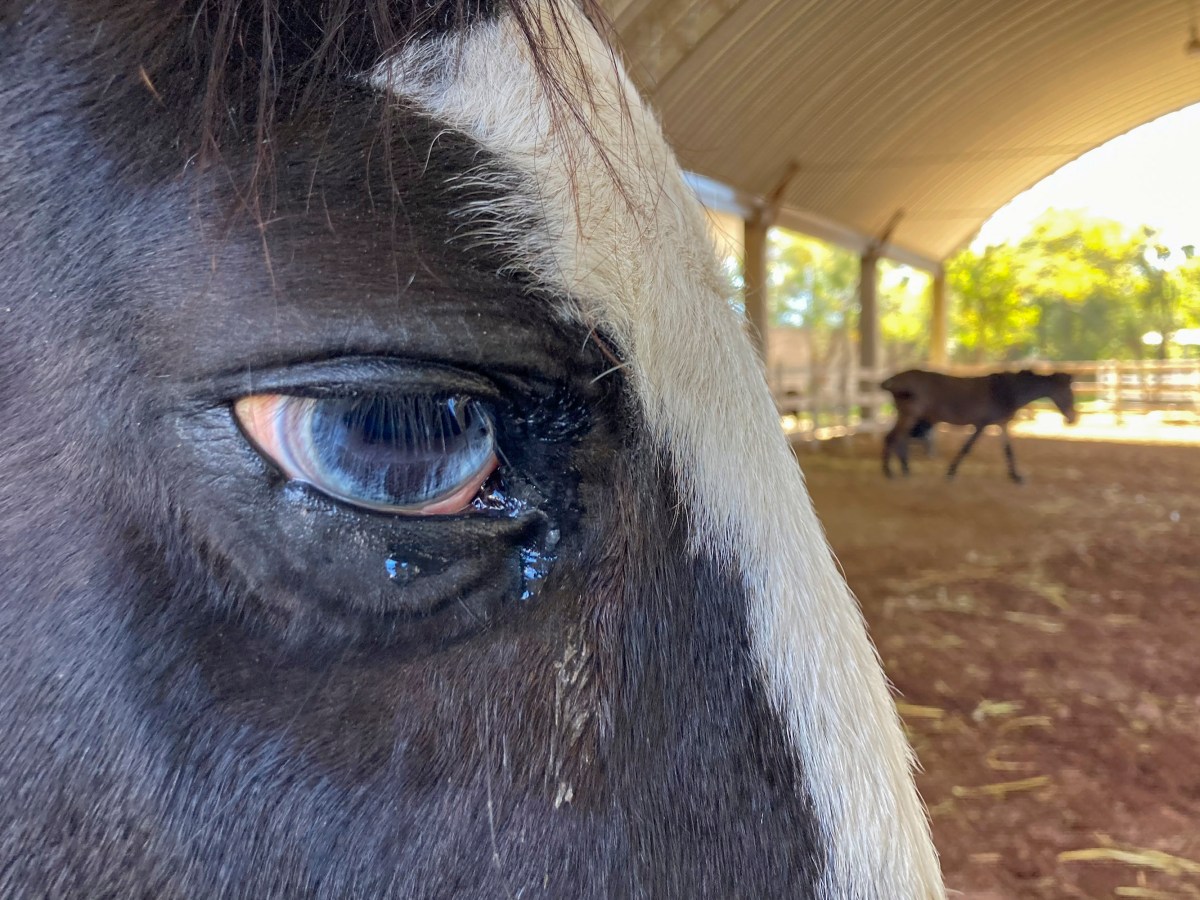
[234,392,501,516]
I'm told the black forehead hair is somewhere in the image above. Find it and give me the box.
[21,0,611,199]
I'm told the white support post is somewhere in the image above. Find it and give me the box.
[929,265,948,367]
[859,249,881,423]
[743,215,770,364]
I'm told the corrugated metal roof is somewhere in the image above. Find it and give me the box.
[605,0,1200,263]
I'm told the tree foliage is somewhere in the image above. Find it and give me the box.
[948,209,1200,361]
[764,209,1200,367]
[768,231,932,370]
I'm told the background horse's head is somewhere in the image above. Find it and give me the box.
[0,1,941,896]
[1041,372,1078,423]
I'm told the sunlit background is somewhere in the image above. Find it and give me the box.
[978,103,1200,253]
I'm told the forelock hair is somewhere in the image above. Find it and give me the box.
[53,0,614,209]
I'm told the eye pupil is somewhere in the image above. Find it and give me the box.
[236,392,499,515]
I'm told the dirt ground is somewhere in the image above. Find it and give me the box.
[797,431,1200,899]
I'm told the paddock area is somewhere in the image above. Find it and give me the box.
[799,433,1200,899]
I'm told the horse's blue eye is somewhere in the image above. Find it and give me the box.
[235,393,498,515]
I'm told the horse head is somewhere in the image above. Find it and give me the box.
[0,1,942,896]
[1049,372,1078,424]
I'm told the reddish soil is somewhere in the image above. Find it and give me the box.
[798,432,1200,899]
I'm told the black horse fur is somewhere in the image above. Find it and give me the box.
[0,1,940,897]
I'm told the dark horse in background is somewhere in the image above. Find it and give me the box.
[0,1,942,897]
[882,369,1077,482]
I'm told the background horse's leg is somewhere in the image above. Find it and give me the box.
[883,416,913,478]
[883,422,897,478]
[897,430,912,476]
[1000,424,1023,483]
[946,425,983,480]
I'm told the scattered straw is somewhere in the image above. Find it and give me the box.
[952,775,1050,798]
[1001,610,1065,633]
[1027,579,1072,612]
[1059,847,1200,878]
[884,591,982,618]
[1104,614,1143,627]
[926,798,956,818]
[969,852,1001,865]
[896,703,946,720]
[972,699,1024,722]
[998,715,1053,735]
[986,747,1036,773]
[137,66,164,105]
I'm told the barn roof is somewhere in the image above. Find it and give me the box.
[604,0,1200,268]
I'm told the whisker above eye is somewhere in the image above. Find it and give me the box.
[588,362,629,385]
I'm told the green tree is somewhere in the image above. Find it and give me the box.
[768,231,932,370]
[1016,211,1154,360]
[1168,253,1200,332]
[766,230,861,398]
[947,209,1200,362]
[760,209,1200,371]
[879,262,930,366]
[769,230,858,332]
[946,242,1037,362]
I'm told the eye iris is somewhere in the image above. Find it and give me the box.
[309,395,492,506]
[241,393,497,513]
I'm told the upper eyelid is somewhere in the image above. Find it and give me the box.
[196,357,509,405]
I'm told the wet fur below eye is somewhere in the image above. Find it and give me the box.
[235,393,498,515]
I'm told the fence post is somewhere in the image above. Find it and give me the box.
[858,250,880,425]
[839,362,851,430]
[1113,362,1123,424]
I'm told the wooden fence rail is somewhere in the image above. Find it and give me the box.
[770,359,1200,440]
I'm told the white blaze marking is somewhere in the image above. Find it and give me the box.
[373,6,943,898]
